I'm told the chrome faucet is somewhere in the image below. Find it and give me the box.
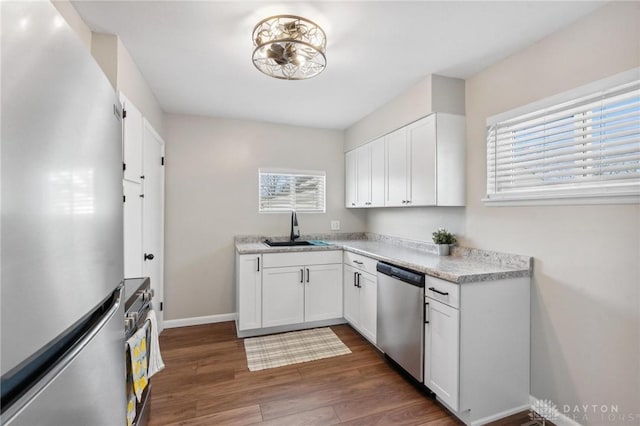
[290,211,300,242]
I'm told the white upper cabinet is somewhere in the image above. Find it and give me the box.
[348,136,386,208]
[346,112,465,208]
[385,127,409,207]
[345,150,357,208]
[120,94,143,183]
[356,143,371,206]
[370,137,385,206]
[407,115,437,206]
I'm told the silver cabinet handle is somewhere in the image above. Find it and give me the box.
[352,260,363,265]
[257,257,260,272]
[300,269,304,283]
[353,272,357,287]
[306,268,310,283]
[356,273,361,288]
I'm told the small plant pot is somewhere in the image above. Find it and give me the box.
[436,244,450,256]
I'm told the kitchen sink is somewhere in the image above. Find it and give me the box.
[264,239,313,247]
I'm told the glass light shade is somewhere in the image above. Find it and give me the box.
[252,15,327,80]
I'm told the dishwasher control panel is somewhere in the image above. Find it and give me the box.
[376,262,425,287]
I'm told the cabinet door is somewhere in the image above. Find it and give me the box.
[237,255,262,331]
[123,180,142,278]
[425,298,459,411]
[345,150,357,208]
[385,127,408,206]
[262,266,305,327]
[407,115,436,206]
[370,137,385,207]
[356,144,371,207]
[305,264,343,322]
[343,265,360,326]
[358,272,377,344]
[120,94,143,183]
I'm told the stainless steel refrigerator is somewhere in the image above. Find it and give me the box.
[1,2,126,424]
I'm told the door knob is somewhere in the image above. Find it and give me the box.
[144,253,155,261]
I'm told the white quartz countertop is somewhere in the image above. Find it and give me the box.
[235,238,531,284]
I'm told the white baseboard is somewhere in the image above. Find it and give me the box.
[163,313,237,329]
[530,395,583,426]
[469,404,531,426]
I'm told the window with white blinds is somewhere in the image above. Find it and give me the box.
[486,71,640,204]
[259,169,326,212]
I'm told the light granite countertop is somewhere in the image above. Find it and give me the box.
[235,234,532,284]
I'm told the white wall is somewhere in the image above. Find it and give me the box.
[345,75,467,243]
[51,0,91,50]
[164,114,366,320]
[344,74,465,152]
[53,1,165,137]
[466,3,639,423]
[116,38,164,137]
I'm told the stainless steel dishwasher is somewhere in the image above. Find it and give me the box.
[377,262,426,382]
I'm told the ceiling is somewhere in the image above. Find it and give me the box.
[72,1,605,130]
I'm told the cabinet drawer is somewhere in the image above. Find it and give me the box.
[425,276,460,309]
[343,251,377,274]
[263,250,342,268]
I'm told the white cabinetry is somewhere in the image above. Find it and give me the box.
[346,113,465,208]
[423,275,530,425]
[343,252,377,344]
[120,94,143,183]
[236,254,262,331]
[237,251,343,337]
[305,264,344,322]
[121,94,165,329]
[354,137,385,207]
[424,297,460,411]
[385,127,409,206]
[345,150,357,207]
[387,114,452,206]
[346,138,385,208]
[262,266,305,327]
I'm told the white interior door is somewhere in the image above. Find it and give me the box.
[142,119,165,332]
[123,180,143,278]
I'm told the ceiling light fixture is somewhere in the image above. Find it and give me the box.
[252,15,327,80]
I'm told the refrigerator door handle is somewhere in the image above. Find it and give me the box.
[1,285,124,424]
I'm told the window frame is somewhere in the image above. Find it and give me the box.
[484,68,640,206]
[258,168,327,213]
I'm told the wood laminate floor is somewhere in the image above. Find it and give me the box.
[149,322,540,426]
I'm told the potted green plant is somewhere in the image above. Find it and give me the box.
[432,228,457,256]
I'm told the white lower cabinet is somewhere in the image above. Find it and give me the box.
[343,264,377,344]
[262,263,343,327]
[236,250,343,336]
[236,254,262,331]
[424,298,459,411]
[304,264,343,322]
[262,266,305,327]
[423,275,530,425]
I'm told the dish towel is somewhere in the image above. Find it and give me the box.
[126,321,150,402]
[146,309,165,377]
[126,388,136,426]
